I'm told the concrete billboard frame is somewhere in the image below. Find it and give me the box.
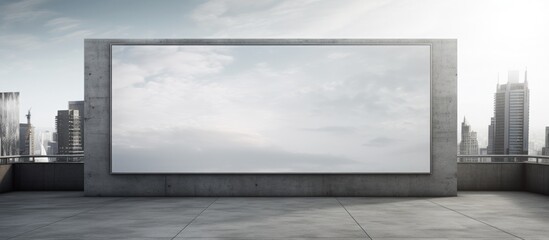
[84,39,457,196]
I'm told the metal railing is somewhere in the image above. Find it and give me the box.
[0,154,84,164]
[457,154,549,164]
[3,154,548,165]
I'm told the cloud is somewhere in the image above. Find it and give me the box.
[111,45,430,132]
[45,17,81,32]
[301,126,357,134]
[0,57,33,75]
[0,33,42,49]
[112,46,234,90]
[94,26,133,38]
[112,127,361,173]
[190,0,392,37]
[0,0,53,27]
[326,52,352,60]
[362,137,400,147]
[51,29,95,42]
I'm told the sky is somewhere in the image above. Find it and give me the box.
[1,0,549,152]
[111,45,430,173]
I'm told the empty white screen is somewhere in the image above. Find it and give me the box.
[111,45,430,173]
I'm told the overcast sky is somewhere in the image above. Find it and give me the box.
[1,0,549,152]
[111,45,430,173]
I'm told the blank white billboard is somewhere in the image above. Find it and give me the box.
[111,45,430,173]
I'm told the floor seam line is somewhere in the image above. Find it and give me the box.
[335,198,373,240]
[426,199,524,240]
[6,196,127,240]
[171,197,218,239]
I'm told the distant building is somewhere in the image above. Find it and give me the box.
[35,130,57,162]
[479,147,490,162]
[56,110,83,161]
[543,127,549,156]
[459,117,479,162]
[18,123,33,155]
[19,110,34,156]
[38,131,58,155]
[0,92,20,157]
[48,132,58,162]
[487,117,495,154]
[68,101,84,152]
[491,70,529,161]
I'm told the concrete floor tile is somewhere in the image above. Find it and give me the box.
[17,207,205,238]
[369,238,519,240]
[0,207,101,238]
[177,198,367,238]
[12,238,173,240]
[174,238,369,240]
[2,192,548,239]
[338,198,513,238]
[429,192,549,238]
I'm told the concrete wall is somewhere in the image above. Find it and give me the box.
[12,163,83,191]
[84,39,458,197]
[457,163,523,191]
[458,162,549,195]
[4,162,548,194]
[525,163,549,195]
[0,165,13,193]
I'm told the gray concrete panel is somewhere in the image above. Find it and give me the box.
[5,162,549,195]
[457,163,523,191]
[500,163,525,190]
[0,164,12,193]
[12,163,47,190]
[525,163,549,195]
[12,163,83,191]
[84,39,457,196]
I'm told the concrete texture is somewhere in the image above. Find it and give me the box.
[84,39,457,196]
[458,163,549,195]
[12,163,83,191]
[525,163,549,195]
[457,163,524,191]
[0,165,12,193]
[7,162,547,193]
[1,191,548,239]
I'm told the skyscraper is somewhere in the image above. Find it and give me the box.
[68,101,84,152]
[56,109,83,161]
[491,70,530,161]
[487,117,495,154]
[19,110,34,155]
[459,117,479,162]
[19,109,34,155]
[0,92,20,157]
[542,126,549,156]
[38,130,57,155]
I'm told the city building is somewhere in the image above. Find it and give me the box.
[56,109,83,161]
[543,126,549,156]
[459,117,479,162]
[68,101,84,152]
[19,110,34,155]
[34,130,58,162]
[491,70,530,161]
[50,132,58,155]
[487,117,495,154]
[0,92,20,157]
[38,130,58,155]
[479,147,490,162]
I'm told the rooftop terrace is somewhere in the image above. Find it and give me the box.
[1,191,548,239]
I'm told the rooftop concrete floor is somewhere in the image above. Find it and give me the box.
[0,192,548,239]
